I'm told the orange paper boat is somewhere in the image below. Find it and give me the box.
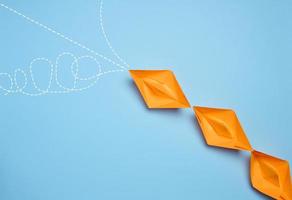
[250,151,292,200]
[193,106,252,151]
[129,70,190,109]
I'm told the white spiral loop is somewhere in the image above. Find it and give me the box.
[0,52,124,96]
[0,0,129,96]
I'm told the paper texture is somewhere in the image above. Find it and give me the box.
[129,70,190,108]
[250,151,292,200]
[193,106,252,151]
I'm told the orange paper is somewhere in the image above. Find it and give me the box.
[193,106,252,151]
[250,151,292,200]
[129,69,291,199]
[129,70,190,108]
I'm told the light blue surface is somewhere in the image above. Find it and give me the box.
[0,0,291,199]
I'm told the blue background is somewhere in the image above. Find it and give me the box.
[0,0,292,199]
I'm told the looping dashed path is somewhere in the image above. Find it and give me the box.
[0,0,129,96]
